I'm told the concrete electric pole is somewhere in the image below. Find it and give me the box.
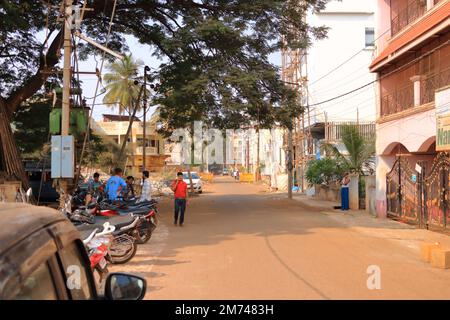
[59,0,73,208]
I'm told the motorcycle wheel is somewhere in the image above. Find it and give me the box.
[109,234,137,264]
[136,220,153,244]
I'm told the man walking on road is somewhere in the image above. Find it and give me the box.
[171,171,188,227]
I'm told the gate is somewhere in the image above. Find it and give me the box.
[386,157,420,224]
[424,153,449,230]
[386,153,449,230]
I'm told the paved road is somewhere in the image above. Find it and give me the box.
[112,176,450,299]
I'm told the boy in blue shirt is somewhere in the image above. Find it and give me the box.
[105,168,127,201]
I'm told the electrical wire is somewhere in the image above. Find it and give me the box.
[306,39,450,109]
[308,28,391,87]
[75,0,118,186]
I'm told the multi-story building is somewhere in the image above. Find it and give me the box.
[282,0,377,191]
[371,0,450,229]
[307,0,377,123]
[92,114,167,175]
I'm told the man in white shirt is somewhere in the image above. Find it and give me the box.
[138,170,152,202]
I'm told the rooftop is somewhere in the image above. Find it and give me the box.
[102,114,141,122]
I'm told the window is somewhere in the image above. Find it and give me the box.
[58,242,94,300]
[365,28,375,47]
[14,261,58,300]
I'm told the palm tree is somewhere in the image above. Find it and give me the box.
[103,55,144,165]
[321,124,375,175]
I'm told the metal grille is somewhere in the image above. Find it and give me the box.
[421,67,450,105]
[424,153,449,229]
[391,0,427,36]
[387,153,449,230]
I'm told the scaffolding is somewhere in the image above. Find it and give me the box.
[281,44,311,192]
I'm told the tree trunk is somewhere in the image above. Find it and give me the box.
[118,106,139,168]
[0,99,29,190]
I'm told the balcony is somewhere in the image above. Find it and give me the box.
[381,84,415,116]
[380,67,450,117]
[135,147,159,155]
[421,66,450,105]
[391,0,427,37]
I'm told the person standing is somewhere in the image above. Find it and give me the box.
[105,168,127,202]
[341,172,350,211]
[171,171,188,227]
[138,171,152,203]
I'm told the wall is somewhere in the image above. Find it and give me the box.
[307,0,377,123]
[365,175,377,216]
[374,0,392,55]
[377,108,436,155]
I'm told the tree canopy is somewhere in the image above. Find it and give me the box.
[0,0,330,186]
[1,0,329,127]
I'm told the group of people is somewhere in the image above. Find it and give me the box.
[85,168,152,204]
[85,169,190,227]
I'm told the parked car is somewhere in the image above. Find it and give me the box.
[0,203,146,300]
[222,168,229,176]
[182,172,203,194]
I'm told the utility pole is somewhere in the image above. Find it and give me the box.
[287,126,294,199]
[143,65,150,172]
[59,0,73,208]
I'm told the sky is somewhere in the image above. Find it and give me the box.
[69,34,282,121]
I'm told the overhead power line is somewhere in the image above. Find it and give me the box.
[308,28,391,87]
[305,39,450,109]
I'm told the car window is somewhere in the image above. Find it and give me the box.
[14,261,58,300]
[58,242,94,300]
[183,173,200,179]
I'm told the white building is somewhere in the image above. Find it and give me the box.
[307,0,377,123]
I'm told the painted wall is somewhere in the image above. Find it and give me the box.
[307,0,377,123]
[377,109,436,155]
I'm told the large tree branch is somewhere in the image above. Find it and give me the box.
[5,29,64,116]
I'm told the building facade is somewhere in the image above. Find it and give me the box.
[92,114,167,175]
[307,0,377,123]
[371,0,450,229]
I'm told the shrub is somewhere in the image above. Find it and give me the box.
[305,158,344,186]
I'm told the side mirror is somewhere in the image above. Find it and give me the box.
[104,273,146,300]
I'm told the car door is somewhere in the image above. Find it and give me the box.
[56,240,97,300]
[11,255,68,300]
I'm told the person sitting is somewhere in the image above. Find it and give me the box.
[85,172,102,206]
[122,176,136,200]
[137,170,152,203]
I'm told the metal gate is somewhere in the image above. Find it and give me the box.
[386,157,420,224]
[386,153,449,230]
[423,153,449,230]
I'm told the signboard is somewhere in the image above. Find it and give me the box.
[436,86,450,151]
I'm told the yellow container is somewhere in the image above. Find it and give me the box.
[200,173,214,182]
[239,173,254,183]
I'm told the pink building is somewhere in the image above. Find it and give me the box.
[370,0,450,230]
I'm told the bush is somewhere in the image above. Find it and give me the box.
[306,158,344,186]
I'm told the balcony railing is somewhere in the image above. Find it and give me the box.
[391,0,427,37]
[421,67,450,105]
[325,122,376,142]
[135,147,159,155]
[380,67,450,117]
[381,84,415,116]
